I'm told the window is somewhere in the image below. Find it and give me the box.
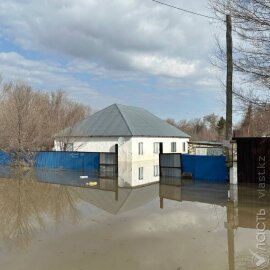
[154,165,159,177]
[138,142,143,155]
[153,142,160,154]
[139,167,143,180]
[182,142,186,152]
[171,142,177,152]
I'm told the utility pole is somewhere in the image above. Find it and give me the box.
[226,14,233,140]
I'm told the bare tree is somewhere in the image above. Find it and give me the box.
[0,82,90,155]
[210,0,270,111]
[235,103,270,136]
[166,113,224,141]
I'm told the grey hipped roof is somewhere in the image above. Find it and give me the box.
[57,104,190,138]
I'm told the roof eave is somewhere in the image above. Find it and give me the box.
[55,134,190,138]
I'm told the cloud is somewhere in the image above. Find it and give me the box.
[0,0,216,76]
[0,0,224,118]
[0,52,120,107]
[131,54,198,78]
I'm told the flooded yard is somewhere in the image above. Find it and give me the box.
[0,171,269,270]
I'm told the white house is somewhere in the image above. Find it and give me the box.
[54,104,190,186]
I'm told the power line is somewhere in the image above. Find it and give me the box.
[151,0,219,21]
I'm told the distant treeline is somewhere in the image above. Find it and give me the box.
[166,114,226,141]
[167,104,270,141]
[0,82,90,152]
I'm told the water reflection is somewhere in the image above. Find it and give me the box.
[226,185,270,270]
[0,166,269,270]
[0,167,82,249]
[160,181,270,270]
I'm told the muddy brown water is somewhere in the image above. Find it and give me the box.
[0,176,269,270]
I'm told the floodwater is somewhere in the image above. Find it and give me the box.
[0,168,270,270]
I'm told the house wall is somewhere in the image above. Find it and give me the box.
[54,137,119,152]
[130,137,189,162]
[131,160,160,187]
[118,160,160,187]
[54,136,189,187]
[118,137,189,187]
[54,136,189,158]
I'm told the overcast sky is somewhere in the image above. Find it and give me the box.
[0,0,225,120]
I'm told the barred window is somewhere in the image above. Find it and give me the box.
[171,142,176,152]
[138,142,143,155]
[153,142,160,153]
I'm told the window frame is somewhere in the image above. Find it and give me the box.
[138,142,143,155]
[171,142,177,153]
[153,142,160,154]
[182,142,186,152]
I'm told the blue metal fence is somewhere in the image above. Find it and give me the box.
[181,154,228,182]
[1,150,227,182]
[0,151,100,172]
[35,151,100,171]
[0,151,11,166]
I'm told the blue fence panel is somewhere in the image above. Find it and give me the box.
[181,154,228,182]
[0,151,11,166]
[35,152,100,172]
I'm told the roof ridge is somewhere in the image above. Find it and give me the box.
[114,104,133,136]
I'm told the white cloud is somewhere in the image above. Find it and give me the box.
[0,0,224,118]
[0,52,120,107]
[0,0,216,77]
[131,54,198,78]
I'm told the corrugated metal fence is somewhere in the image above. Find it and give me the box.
[35,151,100,171]
[181,154,228,182]
[0,151,101,172]
[160,153,228,183]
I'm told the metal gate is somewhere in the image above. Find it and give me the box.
[236,137,270,184]
[159,153,228,183]
[99,145,118,178]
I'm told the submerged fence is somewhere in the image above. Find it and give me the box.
[1,148,227,182]
[159,153,228,183]
[181,154,228,182]
[35,151,100,171]
[0,152,11,166]
[159,153,182,185]
[0,150,116,175]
